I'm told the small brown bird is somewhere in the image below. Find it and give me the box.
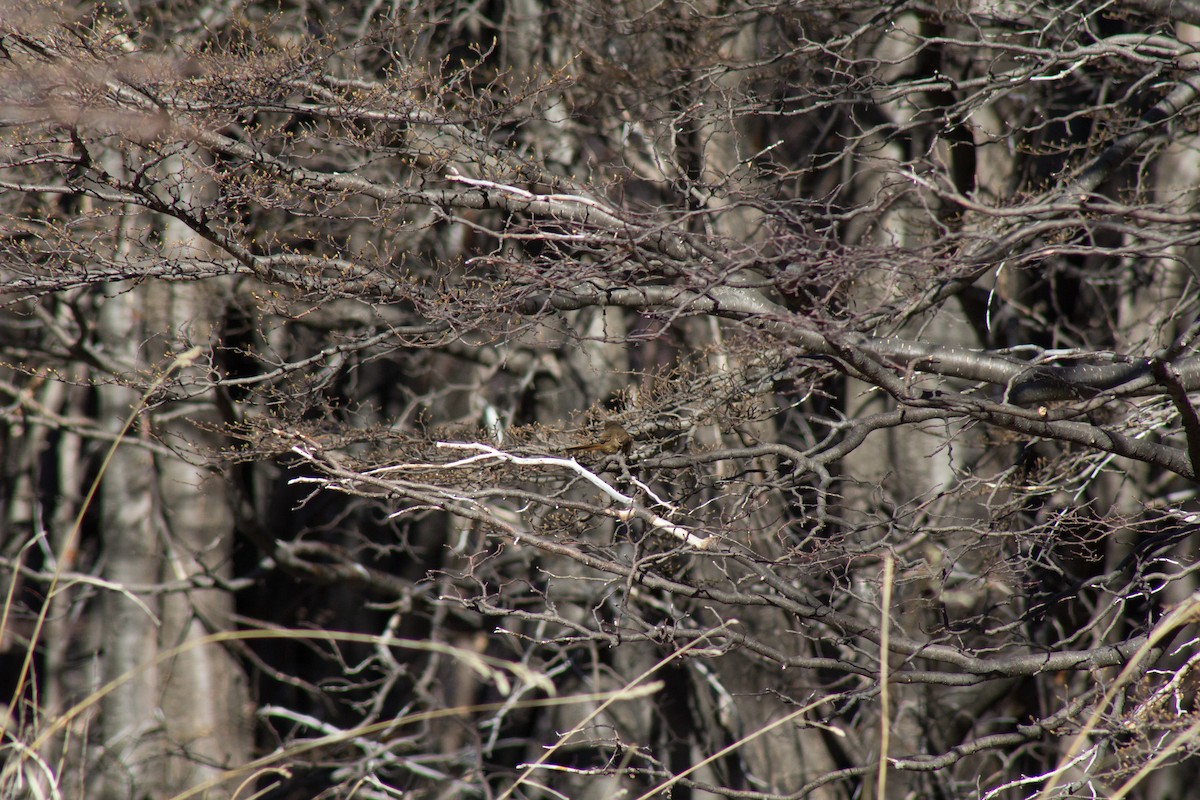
[567,420,633,456]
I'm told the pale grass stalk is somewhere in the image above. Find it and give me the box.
[8,626,655,800]
[231,767,290,800]
[1109,717,1200,800]
[878,554,894,800]
[1035,589,1200,799]
[632,695,831,800]
[0,347,202,782]
[625,562,899,800]
[497,620,739,800]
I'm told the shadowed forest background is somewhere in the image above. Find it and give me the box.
[4,1,1200,798]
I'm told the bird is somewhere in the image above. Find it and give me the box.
[566,420,633,456]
